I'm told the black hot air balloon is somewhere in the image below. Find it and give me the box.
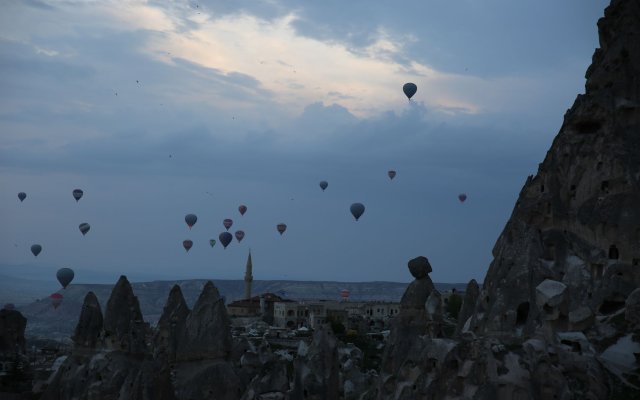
[350,203,365,221]
[50,293,63,309]
[209,239,216,248]
[235,230,245,243]
[18,192,26,202]
[223,219,233,231]
[319,181,328,191]
[219,232,232,248]
[388,170,396,180]
[403,83,417,100]
[79,223,90,236]
[185,214,197,229]
[458,194,467,203]
[238,205,247,216]
[277,223,287,235]
[56,268,74,289]
[72,189,84,202]
[31,244,42,257]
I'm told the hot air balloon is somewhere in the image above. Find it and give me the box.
[183,240,193,252]
[79,223,90,236]
[403,83,417,100]
[209,239,216,248]
[350,203,365,221]
[18,192,26,202]
[219,232,232,249]
[185,214,197,229]
[458,194,467,203]
[340,289,350,301]
[72,189,84,202]
[388,170,396,180]
[277,223,287,235]
[56,268,74,289]
[31,244,42,257]
[50,293,63,309]
[235,230,245,243]
[238,205,247,216]
[3,303,15,311]
[319,181,328,191]
[223,219,233,231]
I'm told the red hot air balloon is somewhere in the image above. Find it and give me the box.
[458,193,467,203]
[238,205,247,216]
[388,170,396,180]
[277,223,287,235]
[340,289,350,301]
[183,240,193,252]
[223,219,233,231]
[235,230,245,242]
[50,293,63,309]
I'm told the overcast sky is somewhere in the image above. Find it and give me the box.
[0,0,608,285]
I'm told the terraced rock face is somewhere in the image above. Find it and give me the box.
[469,0,640,337]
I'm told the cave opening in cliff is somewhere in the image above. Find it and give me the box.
[599,297,626,315]
[609,245,619,259]
[575,120,602,134]
[601,180,609,193]
[516,302,530,326]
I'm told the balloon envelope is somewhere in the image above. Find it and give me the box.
[403,83,417,100]
[235,230,245,242]
[209,239,216,248]
[223,219,233,231]
[350,203,365,221]
[458,194,467,203]
[388,170,396,180]
[185,214,197,229]
[219,232,232,248]
[18,192,26,202]
[277,223,287,235]
[79,223,90,236]
[72,189,84,202]
[238,205,247,216]
[319,181,328,191]
[50,293,63,309]
[183,240,193,252]
[56,268,74,289]
[31,244,42,257]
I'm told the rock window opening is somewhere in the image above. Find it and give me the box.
[516,302,529,326]
[541,184,545,193]
[609,245,619,260]
[570,185,576,199]
[596,162,603,171]
[601,181,609,193]
[599,298,625,315]
[591,264,604,279]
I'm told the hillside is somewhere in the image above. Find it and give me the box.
[11,277,466,341]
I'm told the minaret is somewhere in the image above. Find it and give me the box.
[244,251,253,299]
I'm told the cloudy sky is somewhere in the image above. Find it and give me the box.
[0,0,608,285]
